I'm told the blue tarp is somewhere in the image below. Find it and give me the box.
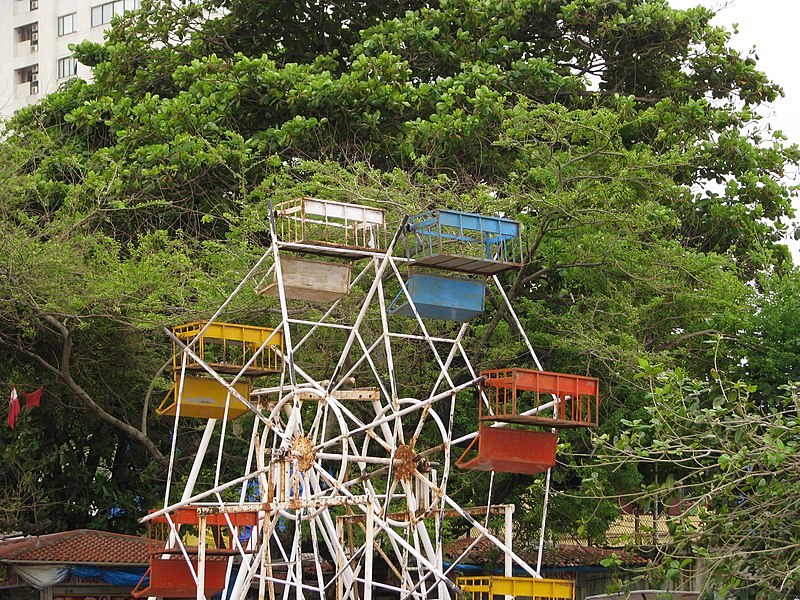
[72,566,148,587]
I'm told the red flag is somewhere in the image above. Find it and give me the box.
[7,386,20,429]
[25,386,43,409]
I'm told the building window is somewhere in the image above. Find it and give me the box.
[58,57,78,79]
[91,0,140,27]
[30,0,38,10]
[58,13,76,36]
[16,65,39,94]
[16,23,38,43]
[17,65,38,84]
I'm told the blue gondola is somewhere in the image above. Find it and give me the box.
[404,209,523,275]
[388,274,485,322]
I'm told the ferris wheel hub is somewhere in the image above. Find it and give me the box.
[290,436,316,472]
[393,444,418,480]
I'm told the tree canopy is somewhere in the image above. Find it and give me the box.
[610,359,800,597]
[0,2,798,592]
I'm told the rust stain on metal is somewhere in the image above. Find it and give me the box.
[393,444,417,481]
[291,436,316,472]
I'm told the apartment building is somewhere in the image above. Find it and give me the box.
[1,0,140,118]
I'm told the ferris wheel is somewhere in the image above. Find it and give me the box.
[131,198,600,600]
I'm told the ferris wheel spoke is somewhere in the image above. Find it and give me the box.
[316,452,392,467]
[314,380,476,457]
[369,398,396,448]
[409,403,431,448]
[283,514,303,600]
[316,408,394,455]
[353,330,393,402]
[306,399,326,441]
[426,320,471,395]
[401,509,416,590]
[380,477,401,521]
[409,469,442,518]
[306,470,361,592]
[326,332,385,394]
[391,398,406,449]
[306,510,333,597]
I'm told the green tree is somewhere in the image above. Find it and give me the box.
[0,0,797,538]
[609,361,800,597]
[731,270,800,398]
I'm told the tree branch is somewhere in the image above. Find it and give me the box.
[651,329,721,352]
[2,318,168,467]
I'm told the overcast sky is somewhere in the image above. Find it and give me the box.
[669,0,800,142]
[668,0,800,254]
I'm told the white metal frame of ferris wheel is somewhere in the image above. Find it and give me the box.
[142,209,558,600]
